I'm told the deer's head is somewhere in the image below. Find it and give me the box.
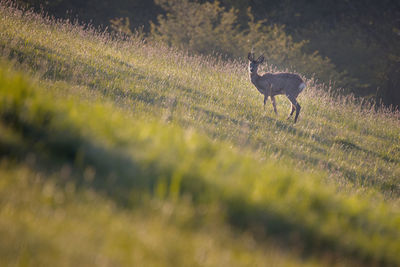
[248,52,264,74]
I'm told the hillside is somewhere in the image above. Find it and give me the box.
[0,2,400,266]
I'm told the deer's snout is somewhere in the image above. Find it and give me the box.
[249,62,256,73]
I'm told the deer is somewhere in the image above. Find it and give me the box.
[248,52,306,123]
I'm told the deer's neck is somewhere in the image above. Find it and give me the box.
[249,71,261,87]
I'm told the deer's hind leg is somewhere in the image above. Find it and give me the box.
[287,95,301,123]
[287,103,296,120]
[271,96,278,115]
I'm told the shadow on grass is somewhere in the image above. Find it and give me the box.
[2,37,231,119]
[334,138,399,164]
[244,118,399,196]
[192,105,240,125]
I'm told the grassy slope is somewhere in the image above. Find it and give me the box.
[0,2,400,266]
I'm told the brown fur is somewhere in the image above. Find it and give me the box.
[248,52,305,123]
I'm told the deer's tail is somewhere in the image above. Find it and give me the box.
[298,82,306,93]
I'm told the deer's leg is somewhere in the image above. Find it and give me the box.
[287,104,295,119]
[294,102,301,123]
[271,96,278,115]
[287,96,301,123]
[263,95,268,110]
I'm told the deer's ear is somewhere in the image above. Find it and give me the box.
[247,52,253,61]
[257,55,264,64]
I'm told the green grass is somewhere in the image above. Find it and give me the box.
[0,2,399,266]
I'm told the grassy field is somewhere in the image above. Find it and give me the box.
[0,2,399,266]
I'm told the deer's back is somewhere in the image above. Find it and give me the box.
[262,73,304,96]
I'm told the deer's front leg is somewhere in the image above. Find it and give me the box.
[263,94,268,110]
[271,96,278,115]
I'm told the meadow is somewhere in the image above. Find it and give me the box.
[0,2,399,266]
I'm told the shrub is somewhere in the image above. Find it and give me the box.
[150,0,350,87]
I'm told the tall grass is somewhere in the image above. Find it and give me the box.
[0,1,400,266]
